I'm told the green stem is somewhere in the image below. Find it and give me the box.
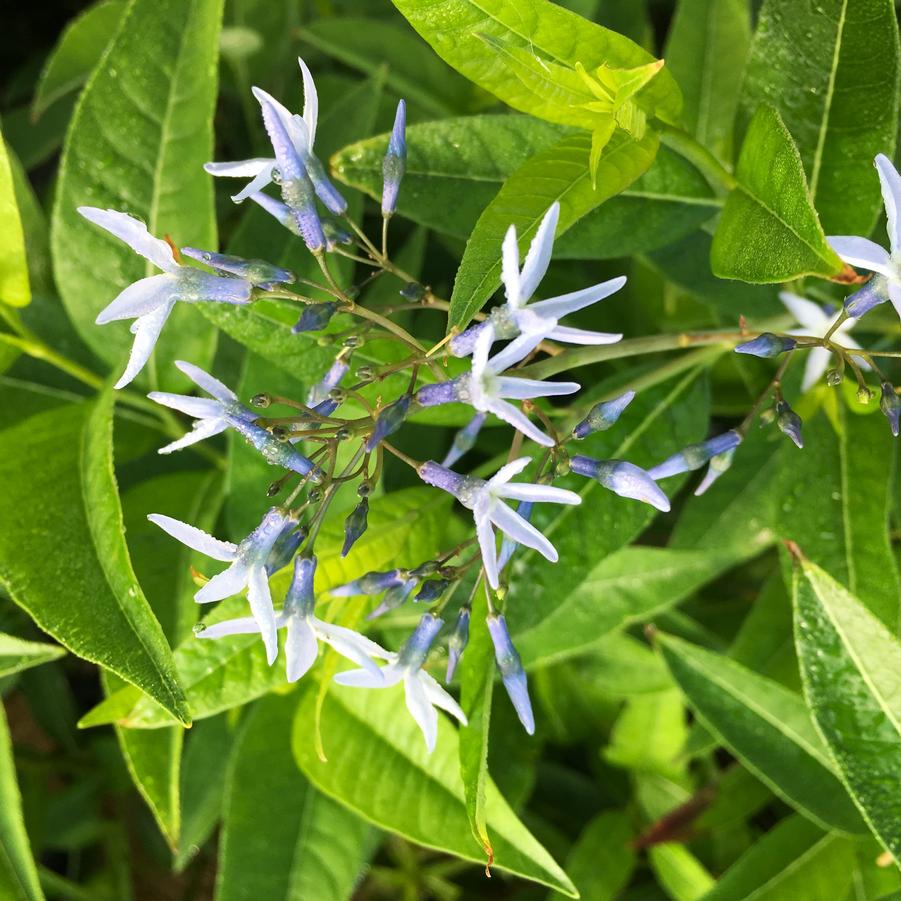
[658,123,738,193]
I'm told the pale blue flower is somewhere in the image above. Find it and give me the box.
[450,203,624,358]
[570,456,670,511]
[79,208,252,388]
[498,500,533,571]
[148,507,289,664]
[648,431,742,480]
[334,612,468,752]
[572,390,635,438]
[487,613,533,735]
[828,154,901,318]
[306,353,350,412]
[419,458,581,589]
[180,247,294,290]
[205,58,346,214]
[382,100,406,215]
[419,325,579,447]
[734,333,797,358]
[199,556,388,682]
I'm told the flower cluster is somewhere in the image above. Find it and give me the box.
[79,57,901,751]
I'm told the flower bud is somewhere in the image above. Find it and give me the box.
[445,607,470,682]
[284,555,317,618]
[880,382,901,437]
[572,456,671,512]
[381,99,407,215]
[400,281,426,301]
[292,301,338,334]
[648,431,742,480]
[365,394,412,451]
[341,498,369,558]
[487,614,534,735]
[366,575,419,620]
[694,447,736,496]
[414,579,451,603]
[857,385,873,405]
[397,612,443,671]
[331,568,407,597]
[266,515,306,575]
[776,400,804,448]
[826,368,843,387]
[844,275,890,319]
[572,390,635,438]
[442,412,487,467]
[734,333,797,358]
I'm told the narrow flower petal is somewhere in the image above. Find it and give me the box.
[95,274,175,325]
[114,300,176,389]
[285,616,319,682]
[420,670,467,725]
[488,501,558,562]
[404,672,439,752]
[197,616,261,639]
[519,203,559,303]
[147,392,223,419]
[147,513,238,560]
[78,207,178,273]
[194,562,250,603]
[501,224,522,308]
[778,291,828,330]
[487,456,532,487]
[544,324,623,345]
[496,376,580,399]
[474,499,500,588]
[246,565,278,665]
[174,360,238,404]
[800,346,832,392]
[529,275,626,319]
[231,163,276,203]
[875,153,901,255]
[157,417,228,454]
[204,159,272,178]
[298,57,318,149]
[827,236,893,276]
[486,397,555,446]
[486,328,547,372]
[495,482,580,505]
[334,663,400,689]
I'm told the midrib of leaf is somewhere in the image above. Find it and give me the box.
[741,184,833,264]
[808,0,848,203]
[838,406,857,599]
[286,777,316,898]
[145,0,200,390]
[673,648,835,770]
[78,393,185,720]
[809,568,901,743]
[0,841,30,901]
[742,831,840,901]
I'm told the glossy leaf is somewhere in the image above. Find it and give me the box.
[665,0,751,163]
[658,632,864,833]
[778,405,900,630]
[292,684,577,895]
[32,0,126,119]
[391,0,681,127]
[81,487,458,728]
[52,0,223,391]
[741,0,900,235]
[448,128,659,329]
[698,814,856,901]
[0,704,44,901]
[217,692,374,901]
[710,105,843,283]
[604,689,687,779]
[794,557,901,863]
[0,391,189,724]
[0,633,66,678]
[0,130,30,308]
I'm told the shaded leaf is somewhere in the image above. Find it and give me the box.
[0,131,30,308]
[0,634,65,678]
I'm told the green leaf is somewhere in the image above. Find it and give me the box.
[0,131,30,308]
[741,0,900,235]
[391,0,680,126]
[657,632,864,833]
[664,0,751,163]
[332,115,716,255]
[81,487,459,728]
[710,105,843,283]
[103,671,182,849]
[0,634,65,678]
[514,543,757,668]
[175,714,237,871]
[604,689,687,779]
[52,0,224,391]
[302,16,484,117]
[698,814,856,901]
[217,692,374,900]
[448,128,659,329]
[547,809,636,900]
[292,685,577,896]
[794,557,901,863]
[0,391,190,725]
[32,1,126,119]
[648,844,715,901]
[778,404,900,630]
[0,704,44,901]
[458,579,493,864]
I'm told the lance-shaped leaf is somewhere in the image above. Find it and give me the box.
[52,0,223,391]
[218,693,375,901]
[32,0,125,119]
[0,704,44,901]
[391,0,680,127]
[710,105,843,283]
[448,128,659,330]
[0,390,190,725]
[794,557,901,864]
[0,129,30,308]
[0,634,65,678]
[657,632,864,833]
[741,0,900,235]
[292,684,577,896]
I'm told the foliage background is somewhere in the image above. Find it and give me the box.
[2,0,901,899]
